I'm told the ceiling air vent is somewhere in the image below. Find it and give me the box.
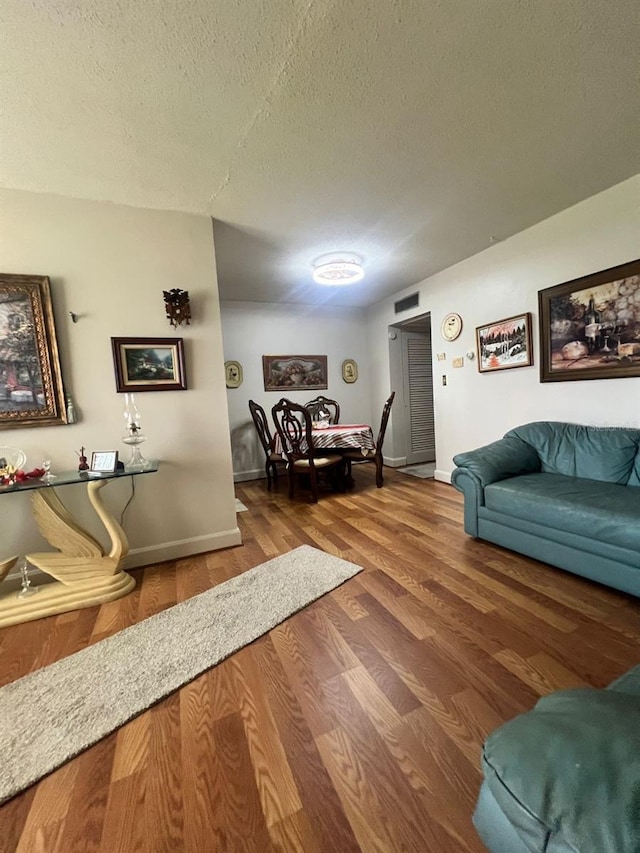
[394,293,419,314]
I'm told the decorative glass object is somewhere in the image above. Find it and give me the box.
[122,393,150,471]
[40,459,57,483]
[17,558,39,598]
[0,447,27,486]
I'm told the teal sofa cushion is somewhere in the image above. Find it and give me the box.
[482,683,640,853]
[629,449,640,488]
[453,436,540,487]
[506,422,640,485]
[484,473,640,552]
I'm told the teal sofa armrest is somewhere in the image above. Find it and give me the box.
[452,436,541,538]
[474,666,640,853]
[450,468,484,536]
[480,681,640,853]
[453,436,541,487]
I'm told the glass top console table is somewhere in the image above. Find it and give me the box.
[0,464,158,628]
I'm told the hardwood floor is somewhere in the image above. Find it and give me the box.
[1,466,638,852]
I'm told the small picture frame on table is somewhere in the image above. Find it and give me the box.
[90,451,119,475]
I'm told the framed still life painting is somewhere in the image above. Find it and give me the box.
[538,258,640,382]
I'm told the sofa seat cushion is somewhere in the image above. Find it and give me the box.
[484,473,640,552]
[481,670,640,853]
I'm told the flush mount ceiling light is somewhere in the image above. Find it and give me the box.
[312,253,365,286]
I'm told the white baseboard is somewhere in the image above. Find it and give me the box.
[434,469,452,484]
[234,469,264,483]
[9,528,244,586]
[123,528,243,569]
[384,456,407,468]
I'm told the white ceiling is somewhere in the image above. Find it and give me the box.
[1,1,639,307]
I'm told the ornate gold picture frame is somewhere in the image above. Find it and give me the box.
[225,360,243,388]
[342,358,358,383]
[0,274,68,429]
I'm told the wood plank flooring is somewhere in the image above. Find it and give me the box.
[1,466,638,852]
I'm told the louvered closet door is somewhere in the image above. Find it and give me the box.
[402,330,435,465]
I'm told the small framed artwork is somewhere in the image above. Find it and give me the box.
[262,355,328,391]
[225,360,243,388]
[90,450,119,474]
[539,258,640,382]
[342,359,358,383]
[111,337,187,392]
[0,273,68,429]
[476,313,533,373]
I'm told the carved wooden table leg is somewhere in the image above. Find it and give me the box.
[0,479,136,627]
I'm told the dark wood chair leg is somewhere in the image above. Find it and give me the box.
[338,460,348,492]
[288,469,295,500]
[375,454,384,488]
[266,461,273,490]
[309,467,319,503]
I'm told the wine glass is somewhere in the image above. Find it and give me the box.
[17,558,39,598]
[40,459,57,483]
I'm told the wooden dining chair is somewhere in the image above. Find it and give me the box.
[248,399,287,489]
[271,398,344,502]
[343,391,395,487]
[304,395,340,425]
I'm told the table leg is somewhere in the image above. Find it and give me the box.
[0,479,135,627]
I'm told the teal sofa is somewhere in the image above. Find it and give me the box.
[451,422,640,597]
[473,665,640,853]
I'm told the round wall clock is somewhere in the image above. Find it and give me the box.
[441,312,463,342]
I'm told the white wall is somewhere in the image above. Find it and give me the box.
[1,189,240,568]
[366,175,640,482]
[220,302,372,480]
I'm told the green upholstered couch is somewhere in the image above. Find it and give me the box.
[472,665,640,853]
[451,422,640,598]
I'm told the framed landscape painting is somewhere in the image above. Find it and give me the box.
[111,337,187,392]
[262,355,328,391]
[0,273,68,429]
[538,258,640,382]
[475,313,533,373]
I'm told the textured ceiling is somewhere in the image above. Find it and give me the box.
[1,0,639,306]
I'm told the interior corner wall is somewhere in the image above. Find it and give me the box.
[219,301,372,480]
[366,175,640,483]
[0,189,239,568]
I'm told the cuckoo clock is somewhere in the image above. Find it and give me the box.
[163,288,191,328]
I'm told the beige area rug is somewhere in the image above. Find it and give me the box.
[0,545,362,804]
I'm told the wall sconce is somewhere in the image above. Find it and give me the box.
[163,289,191,328]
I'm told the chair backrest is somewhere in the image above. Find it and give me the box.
[248,399,274,455]
[272,398,315,463]
[304,396,340,424]
[375,392,395,453]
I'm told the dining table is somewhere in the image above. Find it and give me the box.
[273,423,376,456]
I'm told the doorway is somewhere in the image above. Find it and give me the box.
[390,313,436,465]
